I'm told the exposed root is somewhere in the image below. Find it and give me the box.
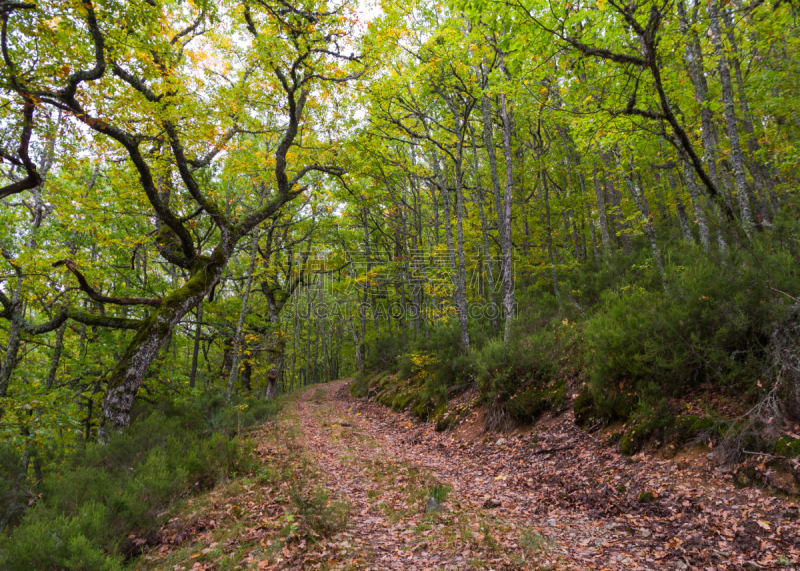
[482,397,513,432]
[713,303,800,465]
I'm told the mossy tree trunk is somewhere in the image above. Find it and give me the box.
[100,249,228,437]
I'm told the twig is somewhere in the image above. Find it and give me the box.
[531,445,575,455]
[768,284,800,304]
[587,420,605,433]
[743,450,788,460]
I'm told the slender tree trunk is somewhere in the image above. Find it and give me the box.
[678,1,723,196]
[468,125,498,328]
[606,172,632,256]
[479,85,507,252]
[675,197,695,245]
[624,161,668,290]
[678,152,713,251]
[45,321,68,390]
[592,169,611,257]
[452,161,471,350]
[708,0,753,236]
[499,93,515,344]
[227,233,260,402]
[189,300,203,388]
[541,171,561,304]
[720,6,775,221]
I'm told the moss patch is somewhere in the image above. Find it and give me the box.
[505,380,567,423]
[573,385,609,428]
[776,436,800,458]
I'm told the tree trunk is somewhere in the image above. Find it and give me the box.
[452,162,471,350]
[45,320,68,390]
[189,300,203,388]
[678,0,724,200]
[541,171,561,304]
[624,161,668,290]
[478,85,507,254]
[675,197,695,245]
[226,232,260,402]
[678,152,713,251]
[720,6,775,222]
[468,124,498,328]
[100,235,234,438]
[708,0,753,236]
[0,319,22,399]
[592,169,612,257]
[499,93,516,344]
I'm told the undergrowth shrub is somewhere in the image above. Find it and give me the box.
[367,333,408,372]
[288,484,350,539]
[359,228,800,460]
[0,392,280,570]
[585,242,798,422]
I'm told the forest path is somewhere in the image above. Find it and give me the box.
[294,379,555,571]
[298,379,799,571]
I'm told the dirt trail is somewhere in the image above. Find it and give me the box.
[298,380,800,571]
[296,381,542,570]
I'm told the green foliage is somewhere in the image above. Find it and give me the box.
[637,492,654,503]
[573,386,605,428]
[519,528,554,555]
[506,381,567,423]
[585,245,793,397]
[0,445,28,530]
[473,310,577,417]
[288,484,350,539]
[0,393,280,569]
[775,436,800,458]
[426,483,450,504]
[367,333,408,372]
[0,502,123,571]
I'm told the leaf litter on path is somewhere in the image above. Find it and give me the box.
[139,380,799,570]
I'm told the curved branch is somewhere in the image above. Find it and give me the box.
[53,260,162,307]
[0,290,142,334]
[0,99,41,200]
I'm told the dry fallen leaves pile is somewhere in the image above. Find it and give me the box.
[137,380,799,571]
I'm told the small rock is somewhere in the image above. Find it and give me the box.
[641,529,652,538]
[425,497,443,513]
[547,519,558,526]
[482,498,502,509]
[676,561,688,570]
[744,562,765,571]
[496,438,507,446]
[712,551,731,559]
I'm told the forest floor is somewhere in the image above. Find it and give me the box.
[138,380,800,571]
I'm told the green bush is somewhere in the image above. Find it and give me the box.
[0,445,28,530]
[367,333,408,372]
[288,484,349,539]
[349,372,370,397]
[0,392,280,569]
[0,502,122,571]
[573,385,607,427]
[506,381,567,422]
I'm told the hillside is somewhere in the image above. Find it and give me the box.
[134,380,799,570]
